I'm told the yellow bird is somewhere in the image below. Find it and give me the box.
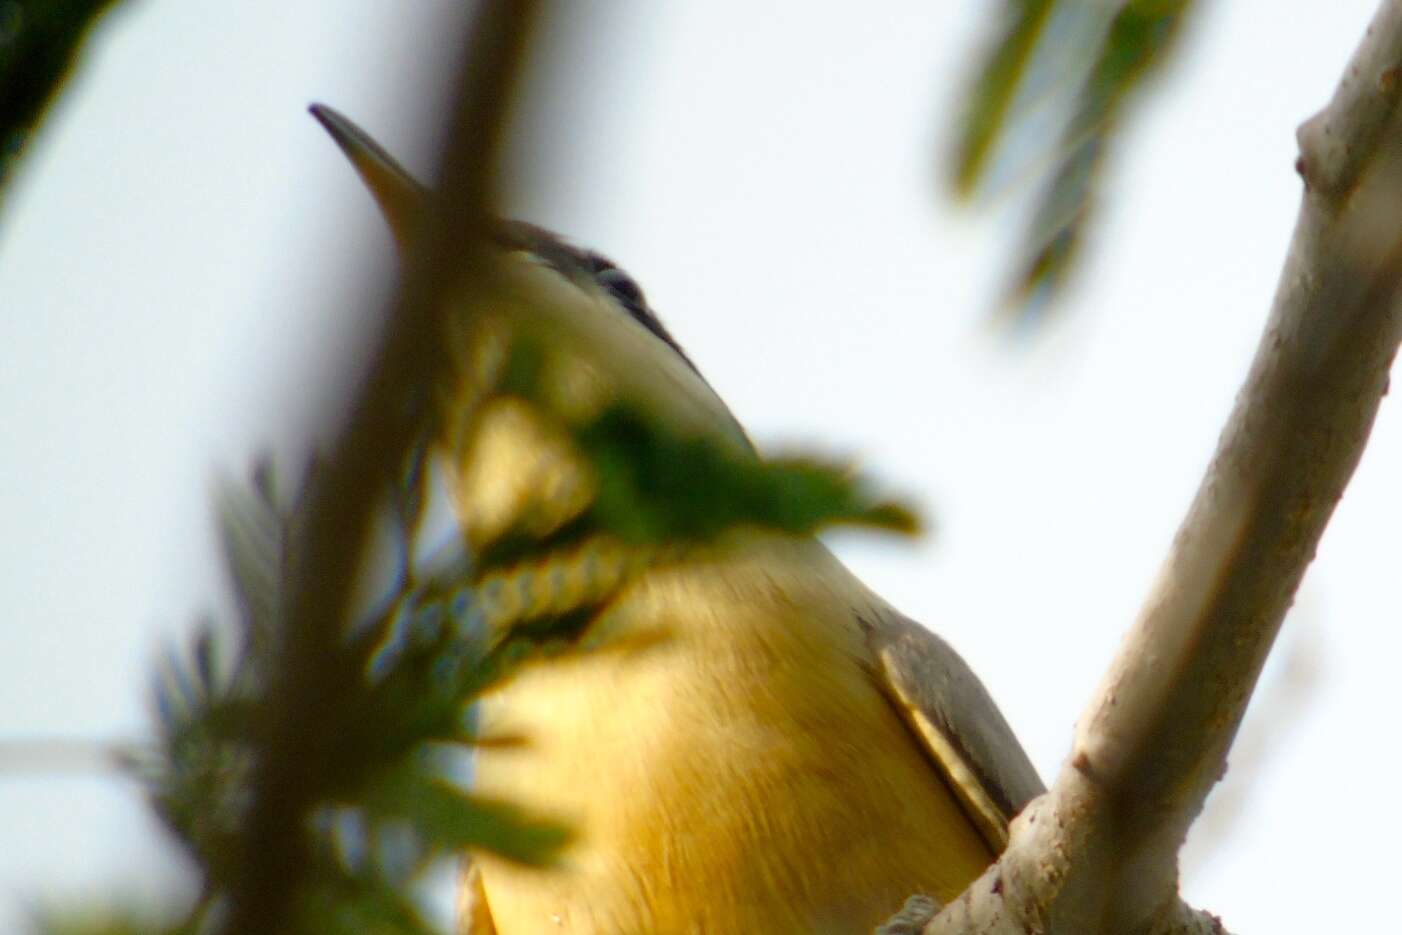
[312,104,1044,935]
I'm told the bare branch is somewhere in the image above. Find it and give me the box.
[923,2,1402,931]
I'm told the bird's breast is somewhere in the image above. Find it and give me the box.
[470,536,991,933]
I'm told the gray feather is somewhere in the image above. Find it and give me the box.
[863,610,1044,844]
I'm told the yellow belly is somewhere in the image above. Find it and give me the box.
[471,538,991,933]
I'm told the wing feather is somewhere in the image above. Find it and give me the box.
[863,611,1044,851]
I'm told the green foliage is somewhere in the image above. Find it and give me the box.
[361,770,569,865]
[495,338,916,547]
[952,0,1058,197]
[288,866,439,935]
[135,457,570,935]
[118,325,919,933]
[577,402,919,545]
[0,0,124,197]
[953,0,1195,312]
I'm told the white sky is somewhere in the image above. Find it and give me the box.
[1,2,1396,931]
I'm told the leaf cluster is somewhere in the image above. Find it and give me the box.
[43,328,918,935]
[953,0,1195,312]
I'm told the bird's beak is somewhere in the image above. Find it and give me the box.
[309,103,424,252]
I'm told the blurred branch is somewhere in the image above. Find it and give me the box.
[920,2,1402,931]
[221,3,542,932]
[0,736,134,772]
[0,0,124,201]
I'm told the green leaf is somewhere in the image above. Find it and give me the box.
[575,403,920,545]
[364,769,569,866]
[952,0,1196,312]
[215,470,284,661]
[293,868,439,935]
[1010,0,1193,305]
[951,0,1058,197]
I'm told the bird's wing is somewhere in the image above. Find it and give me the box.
[863,610,1045,853]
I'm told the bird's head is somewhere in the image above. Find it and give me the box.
[309,104,751,554]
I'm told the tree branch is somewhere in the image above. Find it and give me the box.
[922,2,1402,931]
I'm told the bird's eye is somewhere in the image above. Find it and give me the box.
[596,267,646,308]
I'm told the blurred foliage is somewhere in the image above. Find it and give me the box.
[953,0,1196,313]
[575,404,918,545]
[0,4,948,929]
[0,0,123,197]
[60,326,919,934]
[125,455,566,935]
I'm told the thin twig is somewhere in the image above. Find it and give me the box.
[0,737,136,773]
[220,4,541,933]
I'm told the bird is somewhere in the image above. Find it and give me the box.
[311,103,1044,935]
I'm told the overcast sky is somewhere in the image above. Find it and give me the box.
[1,2,1396,931]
